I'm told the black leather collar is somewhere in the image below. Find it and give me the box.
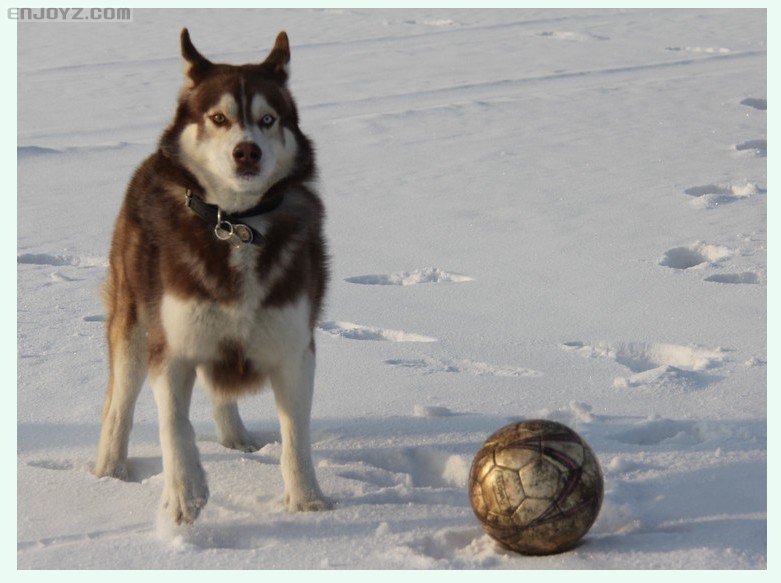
[185,190,284,246]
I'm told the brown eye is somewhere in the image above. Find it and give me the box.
[259,114,276,128]
[210,113,227,126]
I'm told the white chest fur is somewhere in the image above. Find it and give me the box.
[160,244,312,368]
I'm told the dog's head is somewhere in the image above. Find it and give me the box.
[161,29,313,210]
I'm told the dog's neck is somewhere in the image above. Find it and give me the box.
[156,148,284,214]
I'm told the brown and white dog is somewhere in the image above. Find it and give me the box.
[93,29,331,524]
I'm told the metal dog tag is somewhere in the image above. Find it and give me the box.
[214,207,255,247]
[214,221,235,242]
[234,223,254,244]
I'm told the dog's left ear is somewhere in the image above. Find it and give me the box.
[262,31,290,82]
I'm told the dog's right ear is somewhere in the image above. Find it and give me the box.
[180,28,212,85]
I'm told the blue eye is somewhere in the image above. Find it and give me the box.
[260,114,276,127]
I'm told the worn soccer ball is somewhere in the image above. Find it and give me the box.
[469,419,603,555]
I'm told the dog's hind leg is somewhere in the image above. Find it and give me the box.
[201,371,263,452]
[94,301,147,480]
[270,346,332,512]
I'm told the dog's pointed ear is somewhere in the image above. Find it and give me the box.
[181,28,212,84]
[262,31,290,82]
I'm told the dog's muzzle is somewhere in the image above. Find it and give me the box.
[233,141,261,176]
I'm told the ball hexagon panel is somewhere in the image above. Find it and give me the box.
[494,446,540,471]
[481,466,525,513]
[512,497,556,527]
[518,458,563,500]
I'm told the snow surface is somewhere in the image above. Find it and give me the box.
[17,8,766,569]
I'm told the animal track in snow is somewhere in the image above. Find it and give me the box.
[17,522,152,552]
[27,459,74,471]
[83,314,106,322]
[704,271,766,285]
[413,404,455,418]
[611,365,716,391]
[537,30,610,41]
[608,418,704,446]
[385,356,543,378]
[734,139,767,157]
[562,340,724,391]
[659,242,731,269]
[665,45,730,54]
[740,97,766,111]
[50,272,80,282]
[684,182,764,209]
[17,253,107,267]
[419,19,459,27]
[318,321,436,343]
[330,446,468,490]
[562,340,724,372]
[406,527,497,566]
[345,267,473,286]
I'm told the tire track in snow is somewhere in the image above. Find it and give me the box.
[19,11,634,76]
[308,50,766,119]
[17,522,152,551]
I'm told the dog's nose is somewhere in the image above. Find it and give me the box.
[232,142,261,163]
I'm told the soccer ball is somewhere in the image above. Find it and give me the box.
[469,419,603,555]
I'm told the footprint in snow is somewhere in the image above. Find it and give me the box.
[734,139,766,158]
[659,242,731,270]
[402,18,459,27]
[50,272,81,282]
[26,459,74,471]
[562,340,725,391]
[413,404,456,418]
[345,267,473,286]
[17,253,107,267]
[658,242,764,286]
[538,30,610,41]
[406,527,497,566]
[608,418,704,446]
[318,321,436,343]
[386,356,543,378]
[740,97,766,111]
[665,45,730,54]
[684,182,764,209]
[704,270,766,285]
[330,446,468,490]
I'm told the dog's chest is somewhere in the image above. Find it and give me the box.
[160,243,311,366]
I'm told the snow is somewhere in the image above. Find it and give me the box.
[16,8,766,569]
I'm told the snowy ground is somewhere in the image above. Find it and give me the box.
[17,8,766,569]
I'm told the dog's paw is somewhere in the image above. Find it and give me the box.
[284,492,334,512]
[93,460,129,481]
[162,472,210,525]
[219,434,263,453]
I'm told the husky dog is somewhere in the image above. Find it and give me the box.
[93,29,331,524]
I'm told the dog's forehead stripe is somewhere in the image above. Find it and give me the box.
[239,77,250,127]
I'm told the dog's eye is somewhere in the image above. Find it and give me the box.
[259,114,276,128]
[209,113,228,126]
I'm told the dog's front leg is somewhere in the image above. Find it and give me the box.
[151,358,209,524]
[271,347,332,511]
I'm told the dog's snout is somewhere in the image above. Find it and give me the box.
[233,142,261,163]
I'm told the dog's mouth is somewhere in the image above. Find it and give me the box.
[236,166,261,179]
